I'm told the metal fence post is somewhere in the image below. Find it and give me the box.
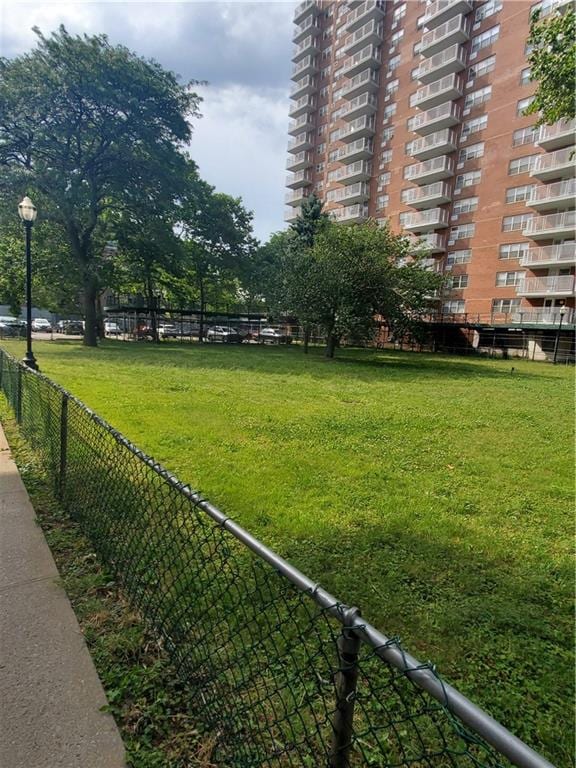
[58,393,68,500]
[16,365,22,424]
[330,607,361,768]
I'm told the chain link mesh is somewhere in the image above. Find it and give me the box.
[0,348,528,768]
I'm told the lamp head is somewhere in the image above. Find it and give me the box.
[18,196,37,224]
[559,304,567,316]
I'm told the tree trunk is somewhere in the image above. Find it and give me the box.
[325,332,337,359]
[198,281,206,343]
[303,325,311,354]
[82,279,98,347]
[146,275,159,343]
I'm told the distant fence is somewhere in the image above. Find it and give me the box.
[0,348,555,768]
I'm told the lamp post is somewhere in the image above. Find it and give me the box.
[553,303,567,365]
[17,196,39,371]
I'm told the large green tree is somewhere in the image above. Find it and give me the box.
[527,7,576,124]
[0,26,200,345]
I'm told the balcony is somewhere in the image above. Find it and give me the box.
[420,15,470,57]
[331,160,372,185]
[532,0,575,18]
[401,208,451,232]
[290,75,317,99]
[410,73,464,110]
[291,55,319,81]
[517,275,575,297]
[292,35,320,63]
[327,182,370,205]
[337,138,374,163]
[415,44,467,84]
[407,101,461,135]
[335,115,376,143]
[407,233,447,254]
[288,113,315,136]
[286,170,313,189]
[341,92,378,121]
[331,203,369,223]
[537,118,576,150]
[285,188,312,207]
[520,243,576,268]
[286,151,313,171]
[346,1,386,33]
[401,180,453,209]
[528,179,576,211]
[422,0,473,29]
[511,307,574,324]
[407,128,458,161]
[523,210,576,239]
[342,45,381,78]
[294,0,319,26]
[531,147,576,181]
[289,95,316,119]
[293,16,320,44]
[284,207,301,223]
[341,68,380,100]
[287,133,314,153]
[404,155,455,184]
[344,19,383,55]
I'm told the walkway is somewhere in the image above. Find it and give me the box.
[0,424,126,768]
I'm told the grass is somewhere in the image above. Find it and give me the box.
[0,338,573,765]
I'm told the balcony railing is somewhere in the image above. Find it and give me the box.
[337,137,374,163]
[419,14,470,57]
[523,210,576,238]
[410,73,463,110]
[286,151,313,171]
[288,113,315,136]
[415,44,467,84]
[527,179,576,210]
[285,188,312,206]
[292,35,320,63]
[537,117,576,150]
[401,180,453,208]
[404,155,455,184]
[407,232,447,253]
[291,55,319,81]
[401,208,451,232]
[344,19,384,55]
[342,44,381,78]
[531,147,576,180]
[407,129,458,161]
[333,115,376,143]
[289,95,316,118]
[294,0,318,25]
[517,275,575,296]
[346,0,386,33]
[407,101,461,135]
[511,307,575,324]
[287,133,314,153]
[284,206,302,223]
[326,182,370,204]
[532,0,574,18]
[293,16,320,44]
[285,170,313,189]
[341,92,378,121]
[341,68,380,99]
[328,160,372,184]
[421,0,473,29]
[520,243,576,268]
[290,75,317,99]
[331,203,369,222]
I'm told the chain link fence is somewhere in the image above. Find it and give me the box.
[0,348,555,768]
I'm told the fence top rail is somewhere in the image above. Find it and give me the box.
[0,346,556,768]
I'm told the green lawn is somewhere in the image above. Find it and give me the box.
[1,338,573,764]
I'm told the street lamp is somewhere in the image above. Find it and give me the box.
[17,196,39,371]
[553,303,567,365]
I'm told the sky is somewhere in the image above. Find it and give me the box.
[0,0,296,241]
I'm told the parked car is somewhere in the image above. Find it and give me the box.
[0,317,24,338]
[258,327,292,344]
[205,326,242,343]
[31,318,52,332]
[158,323,179,339]
[104,321,122,336]
[56,320,84,335]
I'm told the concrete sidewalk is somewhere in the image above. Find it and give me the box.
[0,424,126,768]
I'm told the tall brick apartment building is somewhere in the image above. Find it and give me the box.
[285,0,575,360]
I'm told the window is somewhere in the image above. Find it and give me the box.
[317,142,326,154]
[389,54,401,72]
[499,242,529,260]
[508,154,539,175]
[475,0,502,22]
[322,46,332,60]
[317,126,325,137]
[393,2,407,21]
[315,162,325,173]
[462,115,488,138]
[331,107,344,120]
[512,126,537,147]
[502,213,533,231]
[321,66,330,79]
[443,300,465,314]
[496,270,525,287]
[449,223,475,240]
[328,149,339,162]
[377,194,389,210]
[459,142,485,162]
[391,29,404,45]
[319,105,328,117]
[378,171,391,188]
[520,67,532,86]
[464,86,492,110]
[449,274,469,289]
[381,127,394,143]
[471,25,500,54]
[467,55,496,82]
[492,298,521,313]
[333,88,343,102]
[446,249,472,265]
[380,149,392,164]
[524,42,534,56]
[383,103,397,120]
[506,185,535,203]
[320,86,329,99]
[333,67,344,80]
[386,78,399,96]
[517,96,535,116]
[455,170,482,189]
[453,197,479,215]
